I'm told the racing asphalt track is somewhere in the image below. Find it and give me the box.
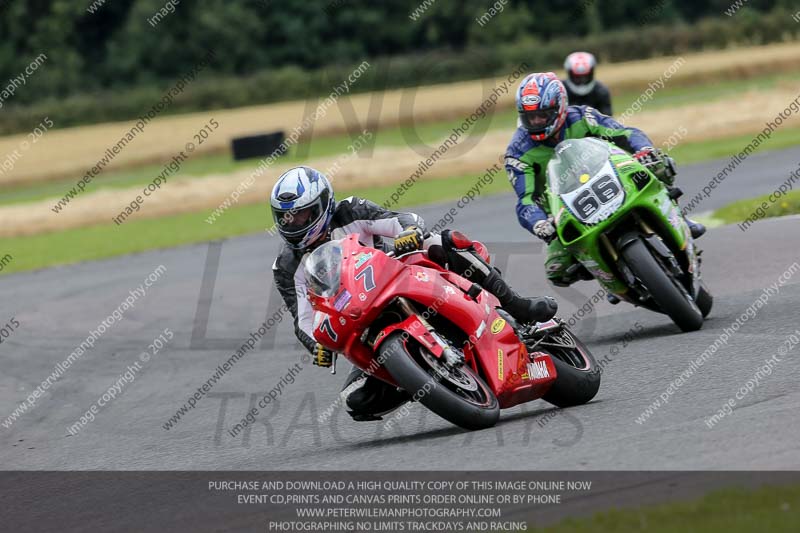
[1,145,799,472]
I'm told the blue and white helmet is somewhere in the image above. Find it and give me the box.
[270,167,335,251]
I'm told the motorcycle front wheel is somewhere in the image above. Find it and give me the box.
[379,331,500,430]
[621,237,704,332]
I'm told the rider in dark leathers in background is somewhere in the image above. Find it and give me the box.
[562,51,613,116]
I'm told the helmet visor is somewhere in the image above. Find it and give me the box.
[272,190,329,244]
[569,72,593,87]
[521,108,559,134]
[273,203,321,234]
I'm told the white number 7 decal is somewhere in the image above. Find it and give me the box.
[318,316,338,341]
[354,265,376,292]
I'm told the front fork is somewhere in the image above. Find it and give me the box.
[396,298,464,367]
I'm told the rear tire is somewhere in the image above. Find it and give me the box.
[542,329,601,408]
[621,237,704,332]
[379,332,499,430]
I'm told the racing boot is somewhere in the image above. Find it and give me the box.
[482,269,559,324]
[440,230,558,324]
[667,187,705,238]
[665,186,705,238]
[341,368,409,421]
[686,218,706,239]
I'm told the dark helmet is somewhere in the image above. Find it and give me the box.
[564,51,597,96]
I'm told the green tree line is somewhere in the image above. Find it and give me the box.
[0,0,797,133]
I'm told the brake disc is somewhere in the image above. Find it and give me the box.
[418,347,479,392]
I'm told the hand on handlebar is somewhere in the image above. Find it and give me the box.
[532,217,557,244]
[393,226,424,255]
[312,343,334,368]
[633,146,659,165]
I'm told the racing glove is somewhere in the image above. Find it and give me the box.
[312,343,334,368]
[633,146,657,165]
[634,147,675,185]
[394,226,424,254]
[532,217,557,243]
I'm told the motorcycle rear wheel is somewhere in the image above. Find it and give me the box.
[379,332,500,430]
[540,328,601,408]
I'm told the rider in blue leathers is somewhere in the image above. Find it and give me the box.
[504,72,705,287]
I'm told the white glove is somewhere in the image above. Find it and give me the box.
[532,218,557,243]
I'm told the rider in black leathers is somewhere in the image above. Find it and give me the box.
[270,166,558,420]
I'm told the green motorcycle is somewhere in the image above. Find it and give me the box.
[545,138,712,332]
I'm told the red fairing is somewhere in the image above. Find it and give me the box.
[308,234,556,409]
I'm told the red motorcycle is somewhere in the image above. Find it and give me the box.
[304,233,600,430]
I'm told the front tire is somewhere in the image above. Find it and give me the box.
[621,237,704,332]
[379,332,500,430]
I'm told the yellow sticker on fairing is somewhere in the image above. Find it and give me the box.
[579,173,590,184]
[497,349,504,380]
[491,318,506,334]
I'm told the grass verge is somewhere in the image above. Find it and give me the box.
[1,125,798,275]
[2,71,798,207]
[666,125,800,166]
[533,484,800,533]
[712,189,800,227]
[0,172,508,275]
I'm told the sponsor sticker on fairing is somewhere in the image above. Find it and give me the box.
[491,318,506,334]
[354,252,373,269]
[527,360,550,379]
[333,289,352,311]
[610,146,628,156]
[668,207,682,230]
[497,349,504,380]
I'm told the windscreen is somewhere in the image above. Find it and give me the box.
[547,138,612,195]
[303,240,343,298]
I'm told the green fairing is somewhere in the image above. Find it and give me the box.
[544,138,693,298]
[518,118,635,210]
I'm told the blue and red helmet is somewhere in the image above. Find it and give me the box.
[270,167,335,251]
[515,72,569,141]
